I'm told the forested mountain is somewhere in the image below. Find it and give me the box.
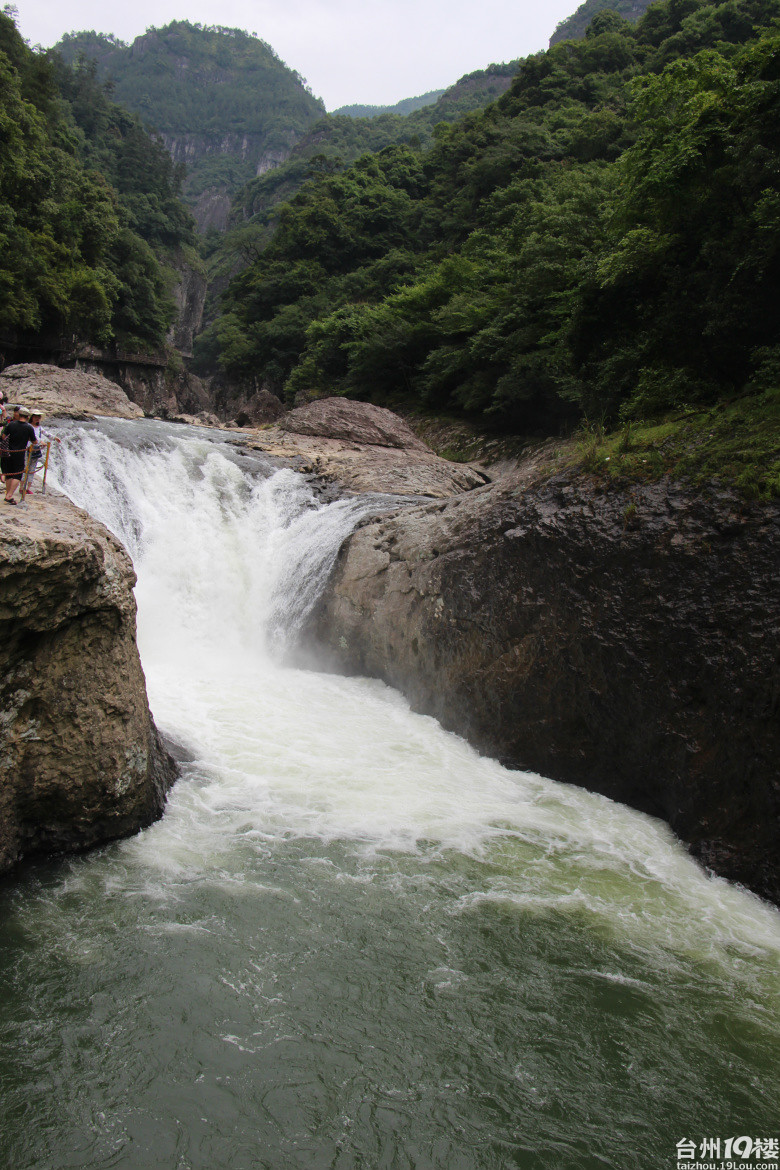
[204,0,780,443]
[230,63,520,226]
[55,23,326,219]
[550,0,653,45]
[54,24,516,234]
[333,91,446,118]
[0,10,196,357]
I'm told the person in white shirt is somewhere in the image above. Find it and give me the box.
[23,410,60,496]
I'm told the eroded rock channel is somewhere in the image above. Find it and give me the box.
[308,466,780,903]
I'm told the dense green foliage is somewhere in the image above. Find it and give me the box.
[57,22,324,137]
[208,0,780,436]
[551,0,654,46]
[194,61,521,351]
[0,10,195,351]
[56,23,325,205]
[231,64,520,224]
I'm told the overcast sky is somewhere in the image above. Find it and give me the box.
[13,0,578,109]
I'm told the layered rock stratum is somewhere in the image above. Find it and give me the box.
[308,465,780,904]
[0,494,175,874]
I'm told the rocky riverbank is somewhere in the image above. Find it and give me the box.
[0,493,175,875]
[307,464,780,905]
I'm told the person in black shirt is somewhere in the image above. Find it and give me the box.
[2,407,38,505]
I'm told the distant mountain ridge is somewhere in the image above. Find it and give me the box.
[55,22,326,228]
[333,90,446,119]
[53,22,529,234]
[550,0,654,44]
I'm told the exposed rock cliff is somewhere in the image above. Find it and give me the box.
[0,359,218,424]
[0,494,175,874]
[167,256,208,356]
[308,467,780,903]
[160,134,298,231]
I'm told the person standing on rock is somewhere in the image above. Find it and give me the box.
[1,407,37,505]
[22,410,58,497]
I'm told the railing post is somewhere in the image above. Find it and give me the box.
[41,442,51,495]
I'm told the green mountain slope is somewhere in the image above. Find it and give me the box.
[204,0,780,466]
[230,63,520,227]
[0,10,196,359]
[550,0,654,45]
[55,22,326,224]
[195,61,520,336]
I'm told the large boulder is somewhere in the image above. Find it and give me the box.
[0,493,175,872]
[308,469,780,904]
[280,397,429,451]
[237,398,490,497]
[0,363,144,420]
[234,389,286,427]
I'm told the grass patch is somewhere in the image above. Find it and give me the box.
[569,390,780,499]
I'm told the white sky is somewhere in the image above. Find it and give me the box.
[13,0,578,110]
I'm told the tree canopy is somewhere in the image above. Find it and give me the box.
[0,9,196,353]
[206,0,780,433]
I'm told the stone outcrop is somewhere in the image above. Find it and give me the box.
[0,364,144,420]
[233,389,286,427]
[192,188,233,233]
[0,360,219,423]
[307,467,780,903]
[280,398,429,451]
[0,494,175,874]
[237,397,490,497]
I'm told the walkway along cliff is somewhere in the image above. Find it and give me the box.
[306,459,780,905]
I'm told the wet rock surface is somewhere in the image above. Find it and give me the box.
[308,469,780,904]
[0,494,175,874]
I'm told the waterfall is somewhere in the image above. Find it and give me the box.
[0,415,775,1170]
[47,417,780,953]
[50,418,384,652]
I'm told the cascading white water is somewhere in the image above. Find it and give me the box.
[48,420,780,955]
[1,416,777,1170]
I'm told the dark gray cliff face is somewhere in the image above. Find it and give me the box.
[168,255,207,356]
[0,495,176,874]
[160,134,296,231]
[308,471,780,903]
